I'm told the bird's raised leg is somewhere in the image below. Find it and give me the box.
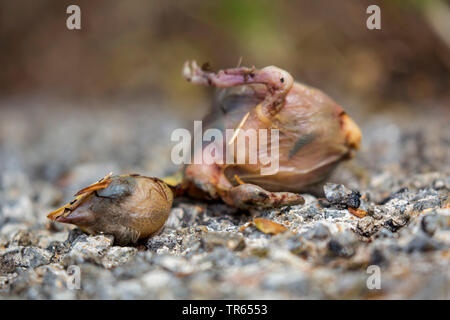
[183,60,294,116]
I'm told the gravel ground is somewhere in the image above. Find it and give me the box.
[0,98,449,299]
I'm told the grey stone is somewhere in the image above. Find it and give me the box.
[324,183,361,208]
[200,232,246,252]
[303,223,331,240]
[327,231,358,258]
[356,218,380,238]
[261,272,310,295]
[421,214,440,236]
[61,234,114,266]
[0,246,52,271]
[101,246,138,269]
[405,235,442,253]
[383,215,409,232]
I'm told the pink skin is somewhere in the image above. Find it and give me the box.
[184,161,305,209]
[183,61,358,196]
[183,61,293,116]
[182,61,304,209]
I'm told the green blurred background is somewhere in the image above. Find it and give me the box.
[0,0,449,117]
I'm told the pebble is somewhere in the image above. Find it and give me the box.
[405,235,442,253]
[0,246,52,270]
[200,231,246,252]
[327,231,358,258]
[323,183,361,209]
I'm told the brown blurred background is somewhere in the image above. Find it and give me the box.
[0,0,449,185]
[1,0,449,112]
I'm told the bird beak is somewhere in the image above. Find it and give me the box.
[47,194,93,225]
[48,173,115,227]
[49,173,113,221]
[48,209,72,223]
[51,209,89,224]
[47,196,83,221]
[47,205,69,221]
[47,194,88,222]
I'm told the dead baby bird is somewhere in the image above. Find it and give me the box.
[180,61,361,203]
[48,61,361,244]
[48,174,173,245]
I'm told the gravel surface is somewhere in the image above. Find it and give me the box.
[0,98,449,299]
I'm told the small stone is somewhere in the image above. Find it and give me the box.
[0,246,52,271]
[323,208,346,219]
[142,270,172,289]
[376,228,396,239]
[46,240,68,257]
[20,247,52,268]
[250,247,270,258]
[356,218,380,238]
[10,230,36,247]
[405,235,442,253]
[165,208,185,229]
[201,247,245,268]
[413,197,442,212]
[421,214,440,236]
[111,255,152,280]
[66,228,85,244]
[37,231,67,249]
[324,183,361,209]
[35,264,73,290]
[62,234,113,266]
[367,205,383,220]
[317,198,331,208]
[201,232,246,252]
[284,236,313,257]
[383,215,409,232]
[300,205,321,219]
[261,272,309,295]
[432,179,445,190]
[327,231,358,258]
[179,203,205,226]
[101,247,137,269]
[369,248,387,266]
[153,255,195,274]
[303,223,331,240]
[0,255,16,274]
[146,230,179,253]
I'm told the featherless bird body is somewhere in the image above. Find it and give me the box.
[48,174,173,244]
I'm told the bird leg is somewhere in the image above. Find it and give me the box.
[183,60,293,116]
[226,183,305,209]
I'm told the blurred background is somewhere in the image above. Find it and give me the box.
[0,0,449,194]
